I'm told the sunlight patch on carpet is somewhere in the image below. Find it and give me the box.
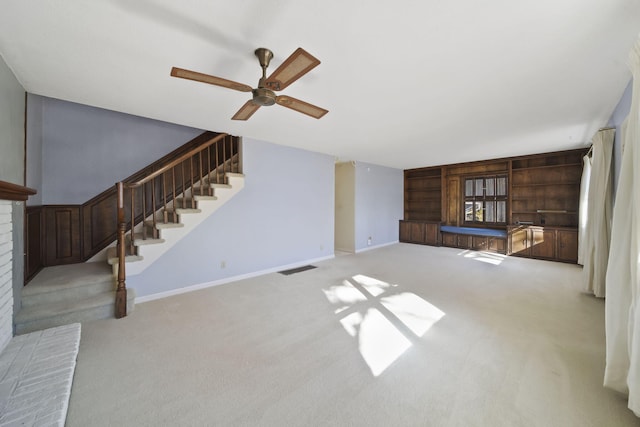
[457,250,506,265]
[323,274,445,377]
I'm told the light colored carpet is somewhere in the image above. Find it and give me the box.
[66,243,640,426]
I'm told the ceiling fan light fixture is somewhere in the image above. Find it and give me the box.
[171,47,327,120]
[252,87,276,106]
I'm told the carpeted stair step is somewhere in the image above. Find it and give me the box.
[15,289,135,335]
[128,233,165,246]
[154,221,184,230]
[172,196,217,210]
[22,263,115,308]
[106,246,143,266]
[200,181,232,189]
[163,207,202,216]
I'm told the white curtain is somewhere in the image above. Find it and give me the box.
[578,152,592,265]
[582,129,614,297]
[604,38,640,417]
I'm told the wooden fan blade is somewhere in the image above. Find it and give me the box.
[231,100,261,120]
[265,48,320,91]
[171,67,253,92]
[276,95,328,119]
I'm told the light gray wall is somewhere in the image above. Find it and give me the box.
[354,161,403,252]
[0,56,25,184]
[26,94,43,205]
[335,162,355,253]
[0,55,26,330]
[128,138,335,298]
[32,95,203,204]
[607,78,632,196]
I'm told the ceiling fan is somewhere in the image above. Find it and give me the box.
[171,47,328,121]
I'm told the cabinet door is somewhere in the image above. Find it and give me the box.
[424,223,440,246]
[510,228,529,255]
[488,237,506,254]
[557,230,578,263]
[457,234,472,249]
[530,228,556,259]
[399,221,412,242]
[472,236,488,251]
[442,233,457,247]
[410,222,426,243]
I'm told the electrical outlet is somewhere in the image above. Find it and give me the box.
[220,261,226,269]
[367,237,372,246]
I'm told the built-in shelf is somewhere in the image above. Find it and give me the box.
[404,148,585,240]
[404,167,442,222]
[512,210,576,215]
[511,162,582,171]
[511,182,580,187]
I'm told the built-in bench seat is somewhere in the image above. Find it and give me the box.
[400,220,578,262]
[440,226,507,254]
[440,226,507,238]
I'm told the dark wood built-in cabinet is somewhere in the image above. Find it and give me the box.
[440,228,507,255]
[399,149,585,264]
[399,220,440,246]
[508,226,578,263]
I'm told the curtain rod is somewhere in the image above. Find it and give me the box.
[587,127,615,157]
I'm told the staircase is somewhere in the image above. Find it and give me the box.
[15,133,243,334]
[15,263,135,335]
[106,173,244,276]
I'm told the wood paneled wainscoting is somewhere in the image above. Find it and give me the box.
[25,206,43,281]
[26,202,110,282]
[26,196,120,282]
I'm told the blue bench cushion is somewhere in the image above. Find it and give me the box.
[440,226,507,238]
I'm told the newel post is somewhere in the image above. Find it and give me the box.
[115,181,128,318]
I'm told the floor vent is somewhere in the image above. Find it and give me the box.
[278,265,317,276]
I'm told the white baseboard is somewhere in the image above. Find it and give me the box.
[355,240,398,253]
[135,254,336,304]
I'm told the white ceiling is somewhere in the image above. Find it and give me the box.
[1,1,639,169]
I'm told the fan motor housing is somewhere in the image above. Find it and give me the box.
[252,88,276,106]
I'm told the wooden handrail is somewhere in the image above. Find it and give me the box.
[114,132,240,317]
[125,133,228,188]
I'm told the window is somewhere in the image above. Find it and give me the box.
[464,175,507,224]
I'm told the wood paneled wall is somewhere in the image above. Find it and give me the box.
[404,148,586,228]
[25,206,43,281]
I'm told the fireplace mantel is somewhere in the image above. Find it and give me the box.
[0,180,36,201]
